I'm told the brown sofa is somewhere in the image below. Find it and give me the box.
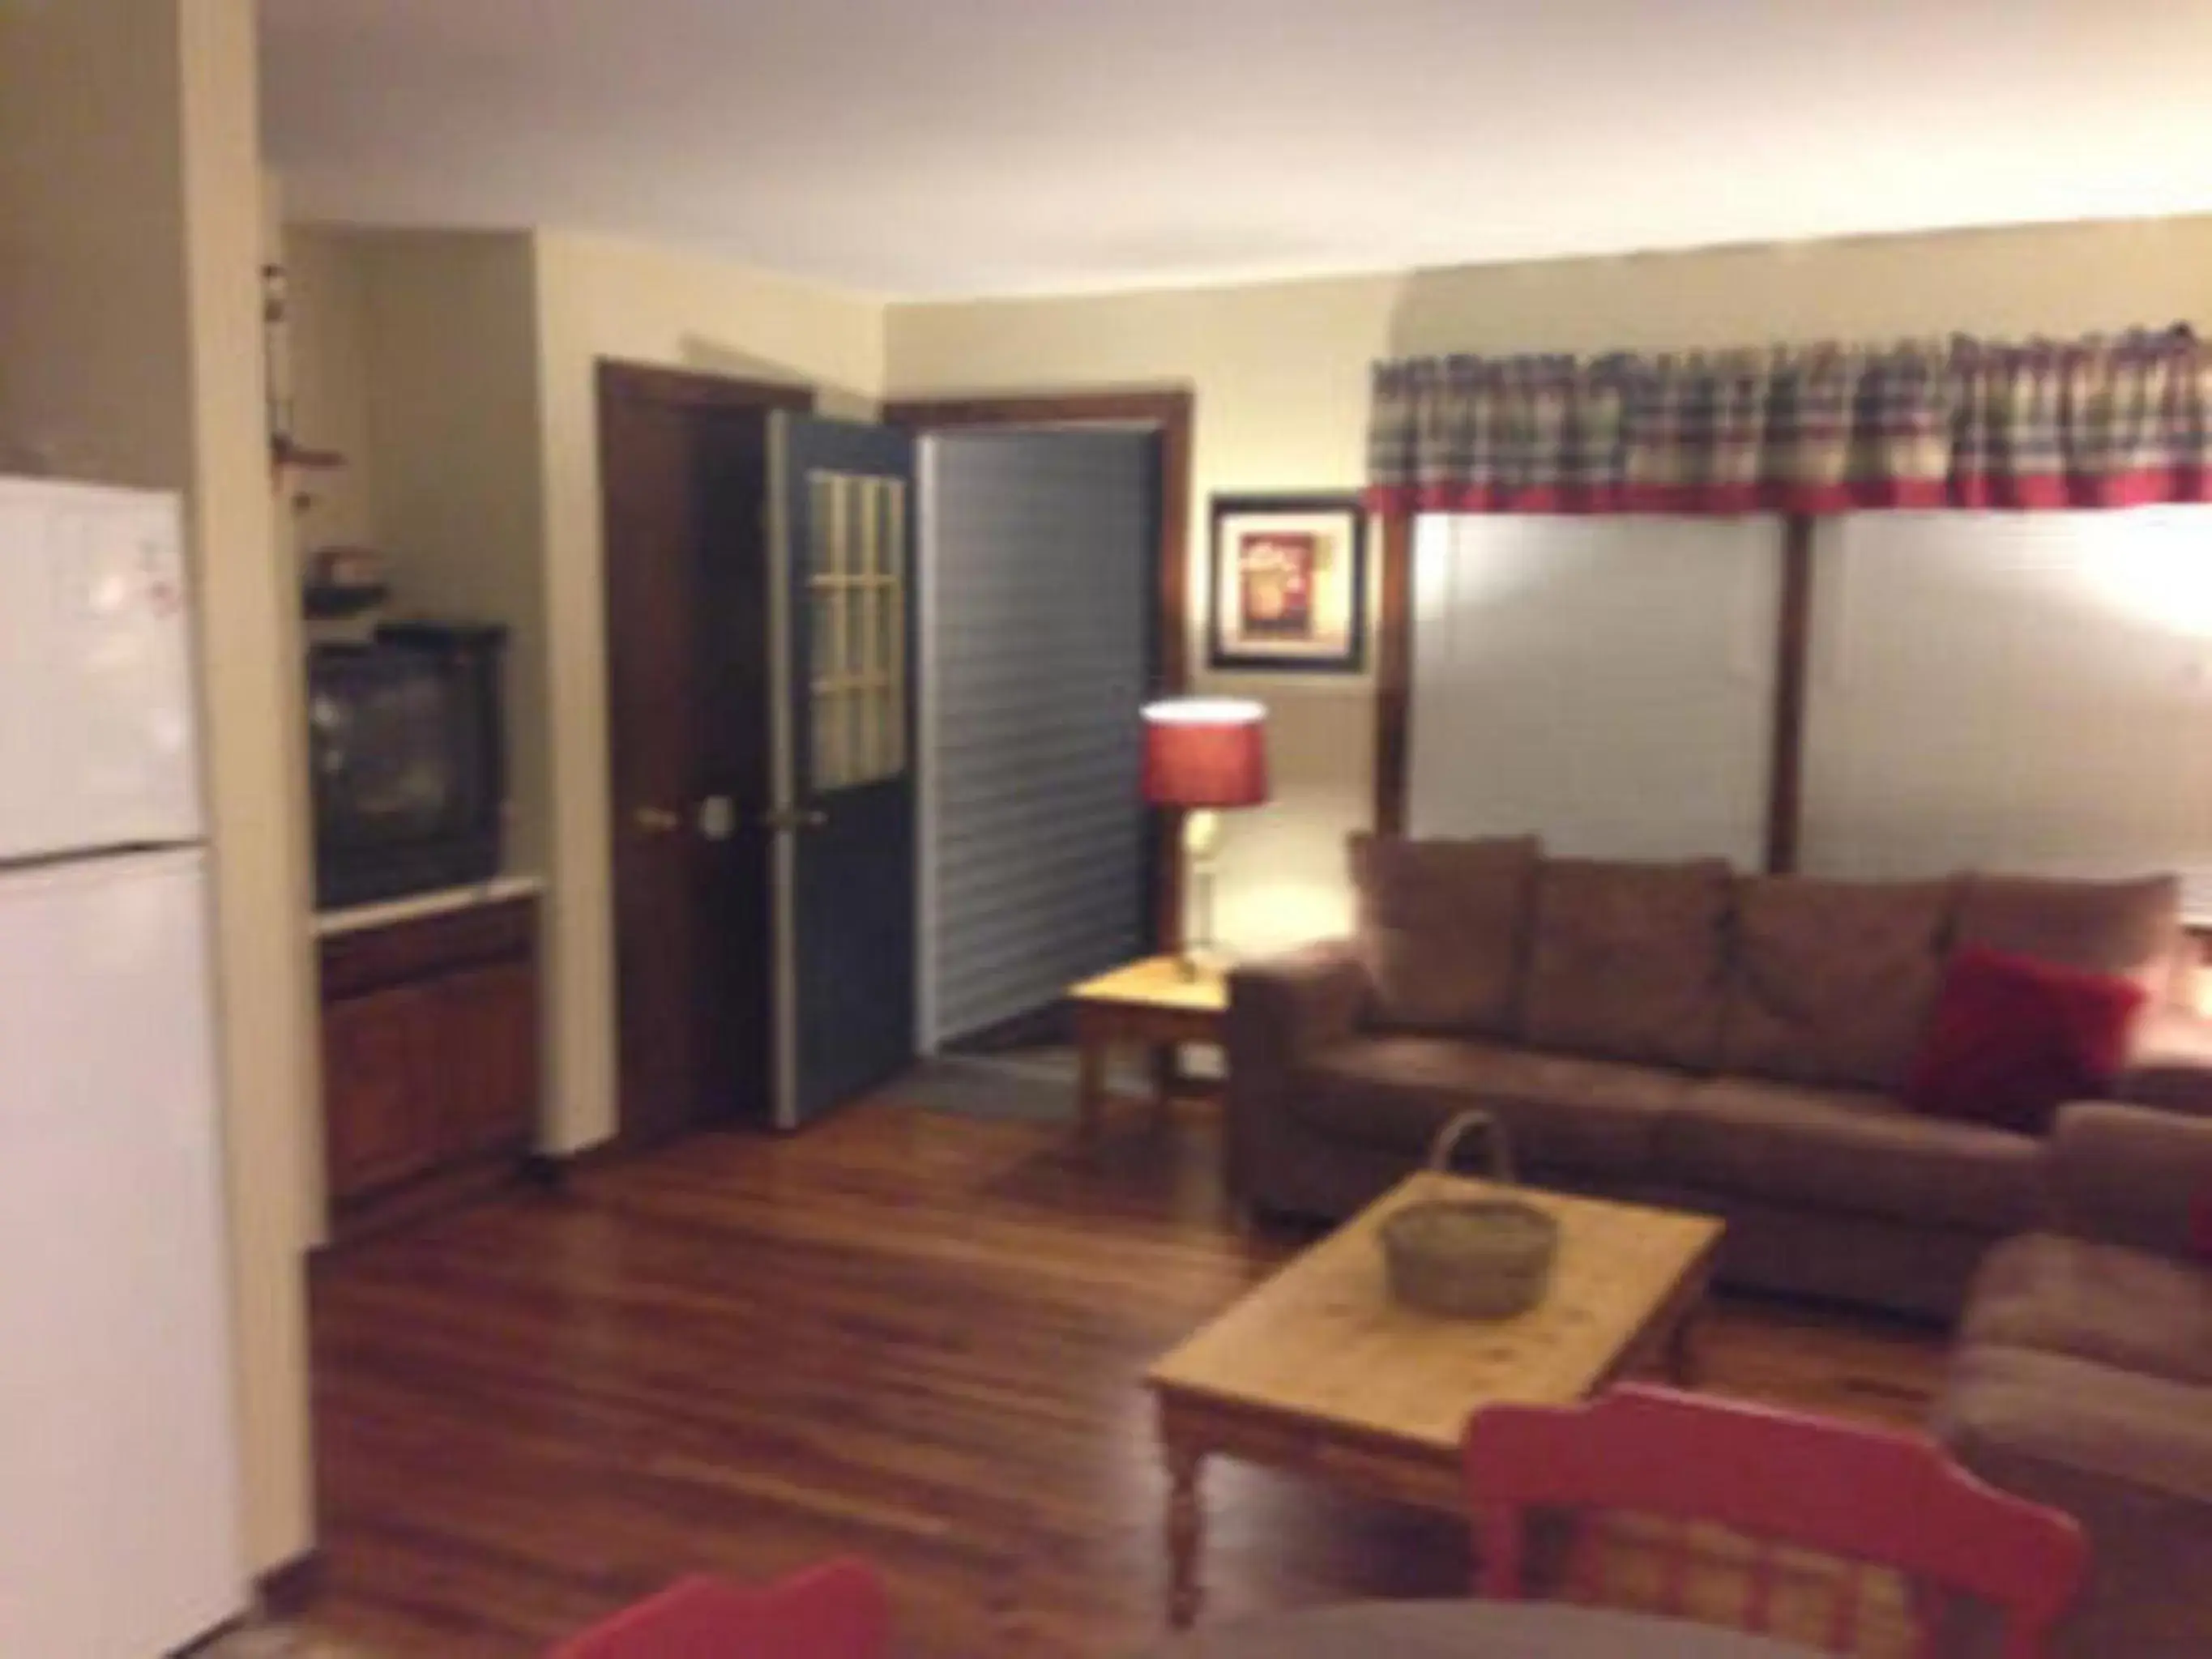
[1933,1102,2212,1657]
[1227,837,2210,1320]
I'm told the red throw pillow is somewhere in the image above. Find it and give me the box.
[1907,945,2149,1134]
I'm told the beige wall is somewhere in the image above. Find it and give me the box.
[0,0,318,1576]
[181,0,321,1572]
[354,231,553,875]
[531,229,885,1149]
[886,215,2212,956]
[280,224,382,560]
[0,0,192,481]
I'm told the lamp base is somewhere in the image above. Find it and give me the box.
[1174,945,1219,983]
[1180,810,1223,981]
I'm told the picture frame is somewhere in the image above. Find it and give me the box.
[1207,493,1369,674]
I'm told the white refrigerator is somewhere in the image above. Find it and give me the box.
[0,478,248,1654]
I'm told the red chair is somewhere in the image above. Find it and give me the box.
[548,1560,889,1659]
[1464,1384,2085,1659]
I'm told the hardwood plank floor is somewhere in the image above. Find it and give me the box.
[291,1099,1946,1657]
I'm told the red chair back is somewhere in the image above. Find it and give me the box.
[548,1560,888,1659]
[1464,1385,2084,1659]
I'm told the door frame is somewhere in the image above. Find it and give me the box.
[882,389,1195,959]
[597,358,815,1149]
[597,359,816,418]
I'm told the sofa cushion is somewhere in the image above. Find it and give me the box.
[1938,1343,2212,1515]
[1718,876,1953,1090]
[1521,858,1732,1070]
[1906,946,2148,1135]
[1659,1075,2042,1233]
[1349,834,1538,1037]
[1937,1346,2212,1659]
[1955,872,2182,998]
[1291,1034,1685,1175]
[1962,1232,2212,1388]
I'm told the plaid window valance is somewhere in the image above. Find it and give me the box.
[1367,328,2212,516]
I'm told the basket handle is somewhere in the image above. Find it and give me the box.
[1425,1108,1516,1184]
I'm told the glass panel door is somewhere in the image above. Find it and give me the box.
[808,472,908,793]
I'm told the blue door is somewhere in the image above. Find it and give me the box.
[768,415,918,1126]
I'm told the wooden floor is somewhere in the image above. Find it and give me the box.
[293,1098,1946,1657]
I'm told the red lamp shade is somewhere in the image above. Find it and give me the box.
[1142,698,1269,809]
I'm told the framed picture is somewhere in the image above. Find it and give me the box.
[1208,493,1369,674]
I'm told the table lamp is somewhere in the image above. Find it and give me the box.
[1142,697,1270,978]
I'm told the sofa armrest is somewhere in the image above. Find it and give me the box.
[1227,941,1369,1069]
[2048,1100,2212,1260]
[2115,1007,2212,1120]
[1223,942,1369,1201]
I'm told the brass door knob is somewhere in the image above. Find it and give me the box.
[758,806,829,833]
[633,804,683,834]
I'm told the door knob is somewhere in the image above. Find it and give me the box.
[633,804,683,834]
[758,806,829,833]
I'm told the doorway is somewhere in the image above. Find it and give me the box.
[917,428,1163,1050]
[600,364,801,1146]
[598,363,919,1143]
[600,375,1191,1144]
[887,390,1195,996]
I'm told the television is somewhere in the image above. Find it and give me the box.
[307,623,508,910]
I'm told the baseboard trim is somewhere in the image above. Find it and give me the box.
[257,1548,325,1618]
[313,1145,532,1259]
[520,1137,630,1191]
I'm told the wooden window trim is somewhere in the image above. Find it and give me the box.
[1765,516,1817,875]
[1373,514,1414,835]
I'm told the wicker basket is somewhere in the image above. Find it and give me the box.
[1379,1111,1560,1320]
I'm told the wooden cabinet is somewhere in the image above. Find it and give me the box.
[437,961,540,1154]
[318,893,540,1237]
[322,983,442,1197]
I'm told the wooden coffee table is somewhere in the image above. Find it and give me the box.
[1144,1173,1724,1628]
[1068,956,1228,1145]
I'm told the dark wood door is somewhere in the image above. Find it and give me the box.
[600,363,811,1145]
[771,414,919,1124]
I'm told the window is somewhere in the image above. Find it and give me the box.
[808,471,907,791]
[1801,508,2212,886]
[1411,515,1781,865]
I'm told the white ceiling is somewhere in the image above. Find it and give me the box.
[261,0,2212,301]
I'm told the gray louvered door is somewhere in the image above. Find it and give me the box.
[921,430,1156,1047]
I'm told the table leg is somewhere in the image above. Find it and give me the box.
[1665,1305,1703,1388]
[1077,1034,1108,1148]
[1150,1043,1178,1132]
[1165,1440,1206,1629]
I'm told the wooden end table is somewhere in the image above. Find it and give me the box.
[1067,956,1228,1145]
[1144,1172,1724,1629]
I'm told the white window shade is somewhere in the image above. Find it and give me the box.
[1802,508,2212,890]
[1410,515,1781,865]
